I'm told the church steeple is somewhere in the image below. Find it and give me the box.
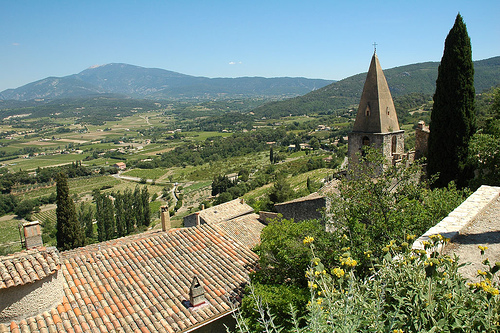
[352,52,400,134]
[348,52,405,168]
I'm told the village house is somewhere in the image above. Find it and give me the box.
[112,162,126,170]
[0,213,264,332]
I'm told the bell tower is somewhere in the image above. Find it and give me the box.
[348,51,404,167]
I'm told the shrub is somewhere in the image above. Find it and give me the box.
[235,236,500,332]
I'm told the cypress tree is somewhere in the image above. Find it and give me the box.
[141,186,151,227]
[56,172,84,250]
[427,13,476,188]
[123,188,135,234]
[93,189,105,242]
[114,191,126,237]
[133,185,144,226]
[103,194,115,240]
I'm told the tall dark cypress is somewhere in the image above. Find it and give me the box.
[141,186,151,227]
[56,172,84,250]
[114,191,126,237]
[428,13,476,188]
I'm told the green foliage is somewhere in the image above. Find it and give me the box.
[268,176,294,205]
[240,283,309,332]
[469,87,500,188]
[329,148,467,272]
[428,14,476,188]
[253,219,339,287]
[78,202,94,240]
[237,237,500,332]
[56,172,85,250]
[249,218,339,330]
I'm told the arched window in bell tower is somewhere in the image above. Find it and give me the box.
[362,136,370,146]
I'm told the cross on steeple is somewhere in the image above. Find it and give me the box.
[373,42,378,54]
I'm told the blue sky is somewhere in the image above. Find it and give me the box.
[1,0,499,92]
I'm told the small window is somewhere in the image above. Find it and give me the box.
[386,107,390,115]
[392,136,397,154]
[365,104,371,117]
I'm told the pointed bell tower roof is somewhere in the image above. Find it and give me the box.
[352,52,400,133]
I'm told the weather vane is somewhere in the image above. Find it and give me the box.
[373,42,378,53]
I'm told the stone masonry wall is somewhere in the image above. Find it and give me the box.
[274,197,326,222]
[0,270,64,324]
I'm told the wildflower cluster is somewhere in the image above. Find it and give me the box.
[298,235,500,332]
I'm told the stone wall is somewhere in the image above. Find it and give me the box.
[0,270,64,324]
[348,131,405,166]
[274,196,326,222]
[415,121,430,160]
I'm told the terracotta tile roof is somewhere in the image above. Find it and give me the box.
[214,214,264,249]
[0,247,60,290]
[189,198,254,225]
[1,224,259,332]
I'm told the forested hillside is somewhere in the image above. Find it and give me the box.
[254,56,500,118]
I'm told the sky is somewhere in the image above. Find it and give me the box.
[1,0,499,92]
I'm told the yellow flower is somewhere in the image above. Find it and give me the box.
[406,234,416,241]
[478,245,488,251]
[478,269,487,276]
[393,329,404,333]
[312,257,321,265]
[316,298,323,305]
[303,236,314,245]
[333,267,345,278]
[445,293,452,299]
[342,257,357,267]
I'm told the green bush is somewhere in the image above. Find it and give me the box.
[236,236,500,332]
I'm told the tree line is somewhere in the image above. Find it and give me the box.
[55,171,151,250]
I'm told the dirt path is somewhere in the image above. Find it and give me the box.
[444,196,500,282]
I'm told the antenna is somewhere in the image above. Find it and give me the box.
[373,42,378,54]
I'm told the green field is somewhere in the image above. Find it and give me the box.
[123,168,171,180]
[0,217,23,254]
[5,153,91,171]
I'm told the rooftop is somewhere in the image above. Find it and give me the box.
[189,198,254,225]
[0,222,260,332]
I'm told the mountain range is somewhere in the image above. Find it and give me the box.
[253,56,500,118]
[0,64,334,101]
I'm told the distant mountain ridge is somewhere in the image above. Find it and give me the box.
[253,56,500,118]
[0,63,334,101]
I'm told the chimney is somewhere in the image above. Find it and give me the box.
[240,198,244,205]
[195,212,200,226]
[23,221,43,249]
[189,275,206,307]
[160,205,171,231]
[201,204,205,210]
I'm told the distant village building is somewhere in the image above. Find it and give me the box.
[348,52,405,167]
[112,162,126,170]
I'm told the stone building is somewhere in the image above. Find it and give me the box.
[348,52,405,167]
[183,198,254,227]
[1,219,264,332]
[415,120,430,160]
